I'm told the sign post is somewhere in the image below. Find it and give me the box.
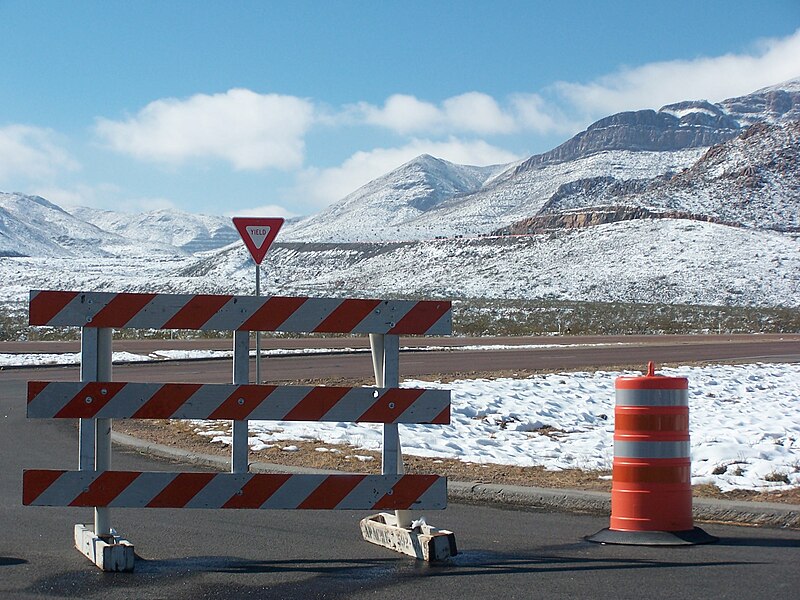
[232,217,284,384]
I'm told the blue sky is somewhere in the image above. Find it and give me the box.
[1,1,799,218]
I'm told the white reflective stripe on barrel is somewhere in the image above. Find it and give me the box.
[614,440,691,459]
[615,388,688,407]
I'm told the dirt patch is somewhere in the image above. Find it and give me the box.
[115,418,800,506]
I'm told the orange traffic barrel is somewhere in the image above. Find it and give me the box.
[587,362,717,545]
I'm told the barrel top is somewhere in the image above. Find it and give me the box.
[615,362,688,390]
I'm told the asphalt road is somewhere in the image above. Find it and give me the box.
[4,334,800,384]
[2,337,800,598]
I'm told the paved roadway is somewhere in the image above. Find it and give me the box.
[1,378,799,599]
[2,336,799,598]
[3,334,800,384]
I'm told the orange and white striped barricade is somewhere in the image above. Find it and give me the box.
[25,290,456,570]
[587,362,717,545]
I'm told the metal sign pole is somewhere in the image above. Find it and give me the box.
[232,329,250,473]
[255,264,261,384]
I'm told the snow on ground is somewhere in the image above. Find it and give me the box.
[188,362,800,493]
[6,348,798,492]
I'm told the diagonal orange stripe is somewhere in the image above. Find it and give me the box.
[313,299,381,333]
[132,384,203,419]
[146,473,216,508]
[239,296,308,331]
[54,382,126,419]
[208,385,277,420]
[388,301,450,335]
[69,471,141,507]
[88,293,157,327]
[162,295,233,329]
[27,381,49,404]
[29,291,79,326]
[223,474,293,508]
[282,387,350,421]
[298,475,366,509]
[372,475,440,510]
[23,469,65,505]
[431,405,451,425]
[357,389,425,423]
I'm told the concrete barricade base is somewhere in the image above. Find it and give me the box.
[586,526,718,546]
[360,513,457,561]
[74,524,135,571]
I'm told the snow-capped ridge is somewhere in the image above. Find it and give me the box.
[282,154,507,242]
[0,192,182,258]
[70,206,240,253]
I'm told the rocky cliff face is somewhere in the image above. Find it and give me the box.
[494,206,734,235]
[507,80,800,177]
[499,119,800,234]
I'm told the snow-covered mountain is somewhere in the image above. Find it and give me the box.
[500,119,800,234]
[4,219,798,310]
[2,79,798,316]
[283,155,506,242]
[0,193,180,258]
[70,207,239,253]
[284,78,800,242]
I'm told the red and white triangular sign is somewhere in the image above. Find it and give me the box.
[232,217,284,265]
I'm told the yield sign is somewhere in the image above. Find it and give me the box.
[232,217,284,264]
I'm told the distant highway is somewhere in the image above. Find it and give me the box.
[4,334,799,383]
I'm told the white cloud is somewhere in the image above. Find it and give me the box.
[0,125,78,181]
[510,93,578,135]
[360,94,441,134]
[551,29,800,118]
[442,92,517,134]
[95,89,315,171]
[293,138,521,209]
[358,92,558,136]
[355,29,800,141]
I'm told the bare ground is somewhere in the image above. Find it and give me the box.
[116,418,800,507]
[115,368,800,506]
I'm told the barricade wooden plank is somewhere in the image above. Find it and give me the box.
[23,470,447,510]
[28,291,452,335]
[27,382,451,423]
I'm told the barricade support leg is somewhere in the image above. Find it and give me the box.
[363,334,457,561]
[76,327,136,570]
[74,524,135,572]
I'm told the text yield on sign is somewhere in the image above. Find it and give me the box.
[232,217,284,264]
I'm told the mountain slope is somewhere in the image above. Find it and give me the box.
[0,193,179,258]
[282,155,507,242]
[70,207,240,253]
[503,120,800,233]
[6,219,796,310]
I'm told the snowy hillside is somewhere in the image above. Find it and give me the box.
[4,219,797,310]
[283,155,505,242]
[70,206,239,253]
[0,193,180,258]
[504,120,800,233]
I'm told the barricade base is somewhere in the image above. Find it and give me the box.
[360,513,457,561]
[585,526,718,546]
[74,524,135,571]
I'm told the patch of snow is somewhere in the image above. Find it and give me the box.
[187,363,800,492]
